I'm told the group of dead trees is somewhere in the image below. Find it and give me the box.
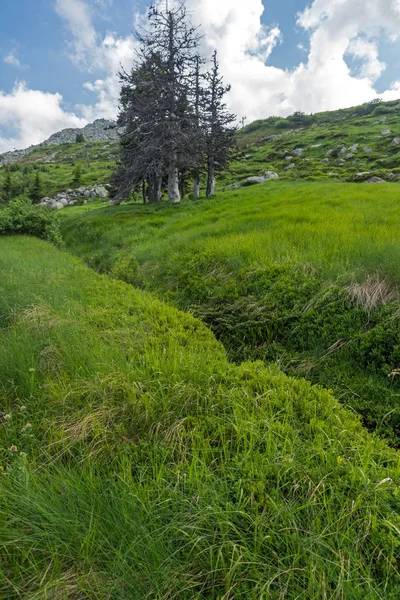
[111,1,236,204]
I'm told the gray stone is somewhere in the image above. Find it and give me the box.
[381,129,392,135]
[293,148,304,156]
[337,159,346,165]
[355,172,371,179]
[264,171,279,180]
[363,147,373,153]
[93,185,109,198]
[349,144,359,152]
[285,156,293,161]
[52,201,65,210]
[346,153,354,159]
[364,177,386,183]
[311,143,322,148]
[321,159,330,164]
[391,138,400,145]
[244,176,266,185]
[284,163,295,170]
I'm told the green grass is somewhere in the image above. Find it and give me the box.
[0,235,400,599]
[61,181,400,444]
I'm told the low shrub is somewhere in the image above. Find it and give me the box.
[0,197,62,245]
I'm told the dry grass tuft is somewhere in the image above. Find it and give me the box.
[346,274,400,310]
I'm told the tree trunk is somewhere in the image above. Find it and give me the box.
[156,176,162,202]
[193,170,200,198]
[142,181,147,204]
[206,156,216,197]
[168,152,180,203]
[180,169,186,200]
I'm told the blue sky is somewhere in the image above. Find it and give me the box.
[1,0,400,152]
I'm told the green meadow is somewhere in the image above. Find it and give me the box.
[61,180,400,445]
[0,236,399,599]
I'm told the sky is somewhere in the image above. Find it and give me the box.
[1,0,400,153]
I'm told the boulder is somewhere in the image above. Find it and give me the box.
[355,172,371,179]
[285,156,293,161]
[346,153,354,159]
[349,144,359,152]
[391,138,400,145]
[311,143,322,148]
[321,159,329,164]
[52,201,65,210]
[264,171,279,180]
[284,163,295,170]
[244,177,266,185]
[293,148,304,157]
[364,177,386,183]
[381,129,392,135]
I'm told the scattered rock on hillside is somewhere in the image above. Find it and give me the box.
[381,129,392,135]
[391,138,400,145]
[264,171,279,180]
[364,176,386,183]
[284,163,295,170]
[311,143,322,148]
[293,148,304,156]
[349,144,359,152]
[243,177,267,185]
[39,184,109,209]
[355,172,371,179]
[321,159,329,164]
[363,147,373,153]
[346,153,354,159]
[285,156,293,161]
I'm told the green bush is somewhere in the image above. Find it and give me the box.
[0,197,62,245]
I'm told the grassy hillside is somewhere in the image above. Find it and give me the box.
[0,236,399,599]
[1,98,399,203]
[61,181,400,445]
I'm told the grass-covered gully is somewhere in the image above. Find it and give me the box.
[62,180,400,446]
[0,236,399,598]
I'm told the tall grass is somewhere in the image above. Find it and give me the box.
[1,236,399,598]
[60,181,400,444]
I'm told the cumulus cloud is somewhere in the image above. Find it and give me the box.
[0,82,86,153]
[2,0,400,154]
[180,0,400,120]
[3,52,23,69]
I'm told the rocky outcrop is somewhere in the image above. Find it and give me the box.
[39,119,120,147]
[0,119,121,167]
[39,185,109,209]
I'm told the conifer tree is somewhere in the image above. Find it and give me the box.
[29,171,43,204]
[204,51,236,197]
[1,168,13,203]
[72,164,83,187]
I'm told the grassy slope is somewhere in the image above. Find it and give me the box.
[61,181,400,444]
[0,236,399,599]
[1,99,400,201]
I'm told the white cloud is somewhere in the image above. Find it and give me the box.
[183,0,400,120]
[3,52,23,69]
[54,0,98,64]
[0,82,87,153]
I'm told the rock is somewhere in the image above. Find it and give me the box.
[52,201,65,210]
[321,159,330,164]
[264,171,279,180]
[58,198,69,207]
[244,176,266,185]
[363,147,373,153]
[326,149,333,156]
[349,144,359,152]
[293,148,304,156]
[391,138,400,145]
[355,172,371,179]
[381,129,392,135]
[284,163,295,170]
[337,159,346,165]
[388,173,398,181]
[338,147,347,156]
[311,143,322,148]
[93,185,109,198]
[346,153,354,159]
[285,156,293,161]
[364,177,386,183]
